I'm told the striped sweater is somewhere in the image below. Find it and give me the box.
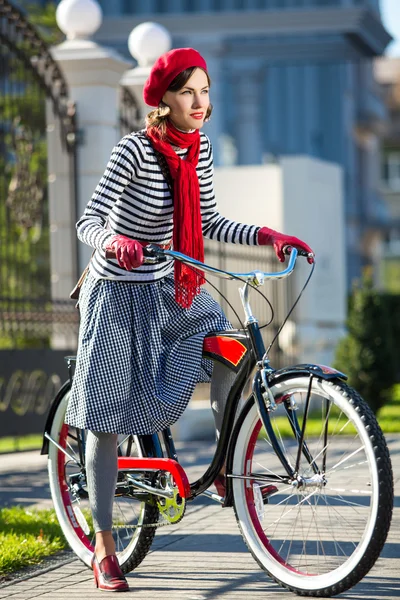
[78,130,261,282]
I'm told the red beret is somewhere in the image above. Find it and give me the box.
[143,47,208,107]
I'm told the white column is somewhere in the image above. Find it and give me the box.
[46,99,79,350]
[51,0,132,273]
[46,100,77,302]
[121,22,172,122]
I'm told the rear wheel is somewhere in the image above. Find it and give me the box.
[47,386,159,573]
[231,376,393,596]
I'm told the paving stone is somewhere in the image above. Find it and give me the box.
[0,439,399,599]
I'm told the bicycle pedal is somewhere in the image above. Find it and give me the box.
[261,484,278,503]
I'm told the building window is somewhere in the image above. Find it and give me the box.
[382,151,400,191]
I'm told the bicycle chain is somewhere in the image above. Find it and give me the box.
[138,511,185,529]
[130,499,186,530]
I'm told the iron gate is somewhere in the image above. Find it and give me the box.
[0,0,79,438]
[0,0,78,348]
[119,86,142,136]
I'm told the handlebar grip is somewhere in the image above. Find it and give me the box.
[283,245,314,260]
[105,244,167,263]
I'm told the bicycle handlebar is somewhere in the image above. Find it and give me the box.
[105,244,313,285]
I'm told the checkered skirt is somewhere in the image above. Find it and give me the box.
[64,273,231,435]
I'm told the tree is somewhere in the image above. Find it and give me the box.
[334,275,397,414]
[17,2,63,45]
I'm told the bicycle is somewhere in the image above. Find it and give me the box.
[41,246,394,597]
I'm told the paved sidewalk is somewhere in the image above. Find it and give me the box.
[0,438,399,599]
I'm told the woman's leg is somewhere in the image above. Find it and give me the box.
[210,362,237,492]
[210,361,237,440]
[85,430,118,561]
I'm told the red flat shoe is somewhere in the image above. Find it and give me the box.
[92,554,129,592]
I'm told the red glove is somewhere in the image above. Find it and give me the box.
[258,227,314,264]
[106,235,144,270]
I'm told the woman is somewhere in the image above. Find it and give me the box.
[65,47,313,592]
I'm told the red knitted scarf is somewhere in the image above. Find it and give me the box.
[146,121,205,308]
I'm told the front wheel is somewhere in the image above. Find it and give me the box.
[231,376,393,597]
[47,385,159,572]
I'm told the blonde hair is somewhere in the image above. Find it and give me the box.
[145,104,172,138]
[145,67,213,138]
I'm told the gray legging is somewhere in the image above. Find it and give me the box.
[85,362,236,532]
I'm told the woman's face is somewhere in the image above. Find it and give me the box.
[162,68,210,132]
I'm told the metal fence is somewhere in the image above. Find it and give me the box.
[119,86,142,136]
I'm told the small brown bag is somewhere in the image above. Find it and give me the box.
[69,264,90,300]
[69,250,95,302]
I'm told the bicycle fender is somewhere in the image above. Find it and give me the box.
[40,379,71,455]
[269,363,347,384]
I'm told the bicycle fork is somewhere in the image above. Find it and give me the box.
[245,305,324,487]
[253,368,325,489]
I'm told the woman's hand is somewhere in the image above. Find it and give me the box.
[258,227,314,264]
[105,235,144,270]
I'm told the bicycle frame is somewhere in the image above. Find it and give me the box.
[129,248,347,506]
[42,247,346,507]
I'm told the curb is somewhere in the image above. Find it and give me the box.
[0,551,76,589]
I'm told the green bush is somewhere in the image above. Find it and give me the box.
[334,276,398,414]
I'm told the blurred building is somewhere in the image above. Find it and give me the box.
[29,0,392,287]
[375,57,400,292]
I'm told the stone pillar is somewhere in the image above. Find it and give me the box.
[46,99,77,304]
[121,22,172,122]
[51,0,132,273]
[46,97,79,349]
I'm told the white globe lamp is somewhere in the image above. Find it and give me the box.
[128,22,172,67]
[56,0,103,41]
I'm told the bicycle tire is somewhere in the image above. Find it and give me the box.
[47,386,159,573]
[231,375,393,597]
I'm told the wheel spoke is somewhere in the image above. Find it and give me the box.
[232,376,392,594]
[47,391,159,570]
[253,459,287,481]
[326,445,366,474]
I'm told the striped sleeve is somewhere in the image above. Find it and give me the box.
[199,137,260,245]
[76,136,140,251]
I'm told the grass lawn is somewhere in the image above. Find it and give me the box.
[377,384,400,433]
[258,383,400,438]
[1,384,400,456]
[0,434,43,454]
[0,506,68,578]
